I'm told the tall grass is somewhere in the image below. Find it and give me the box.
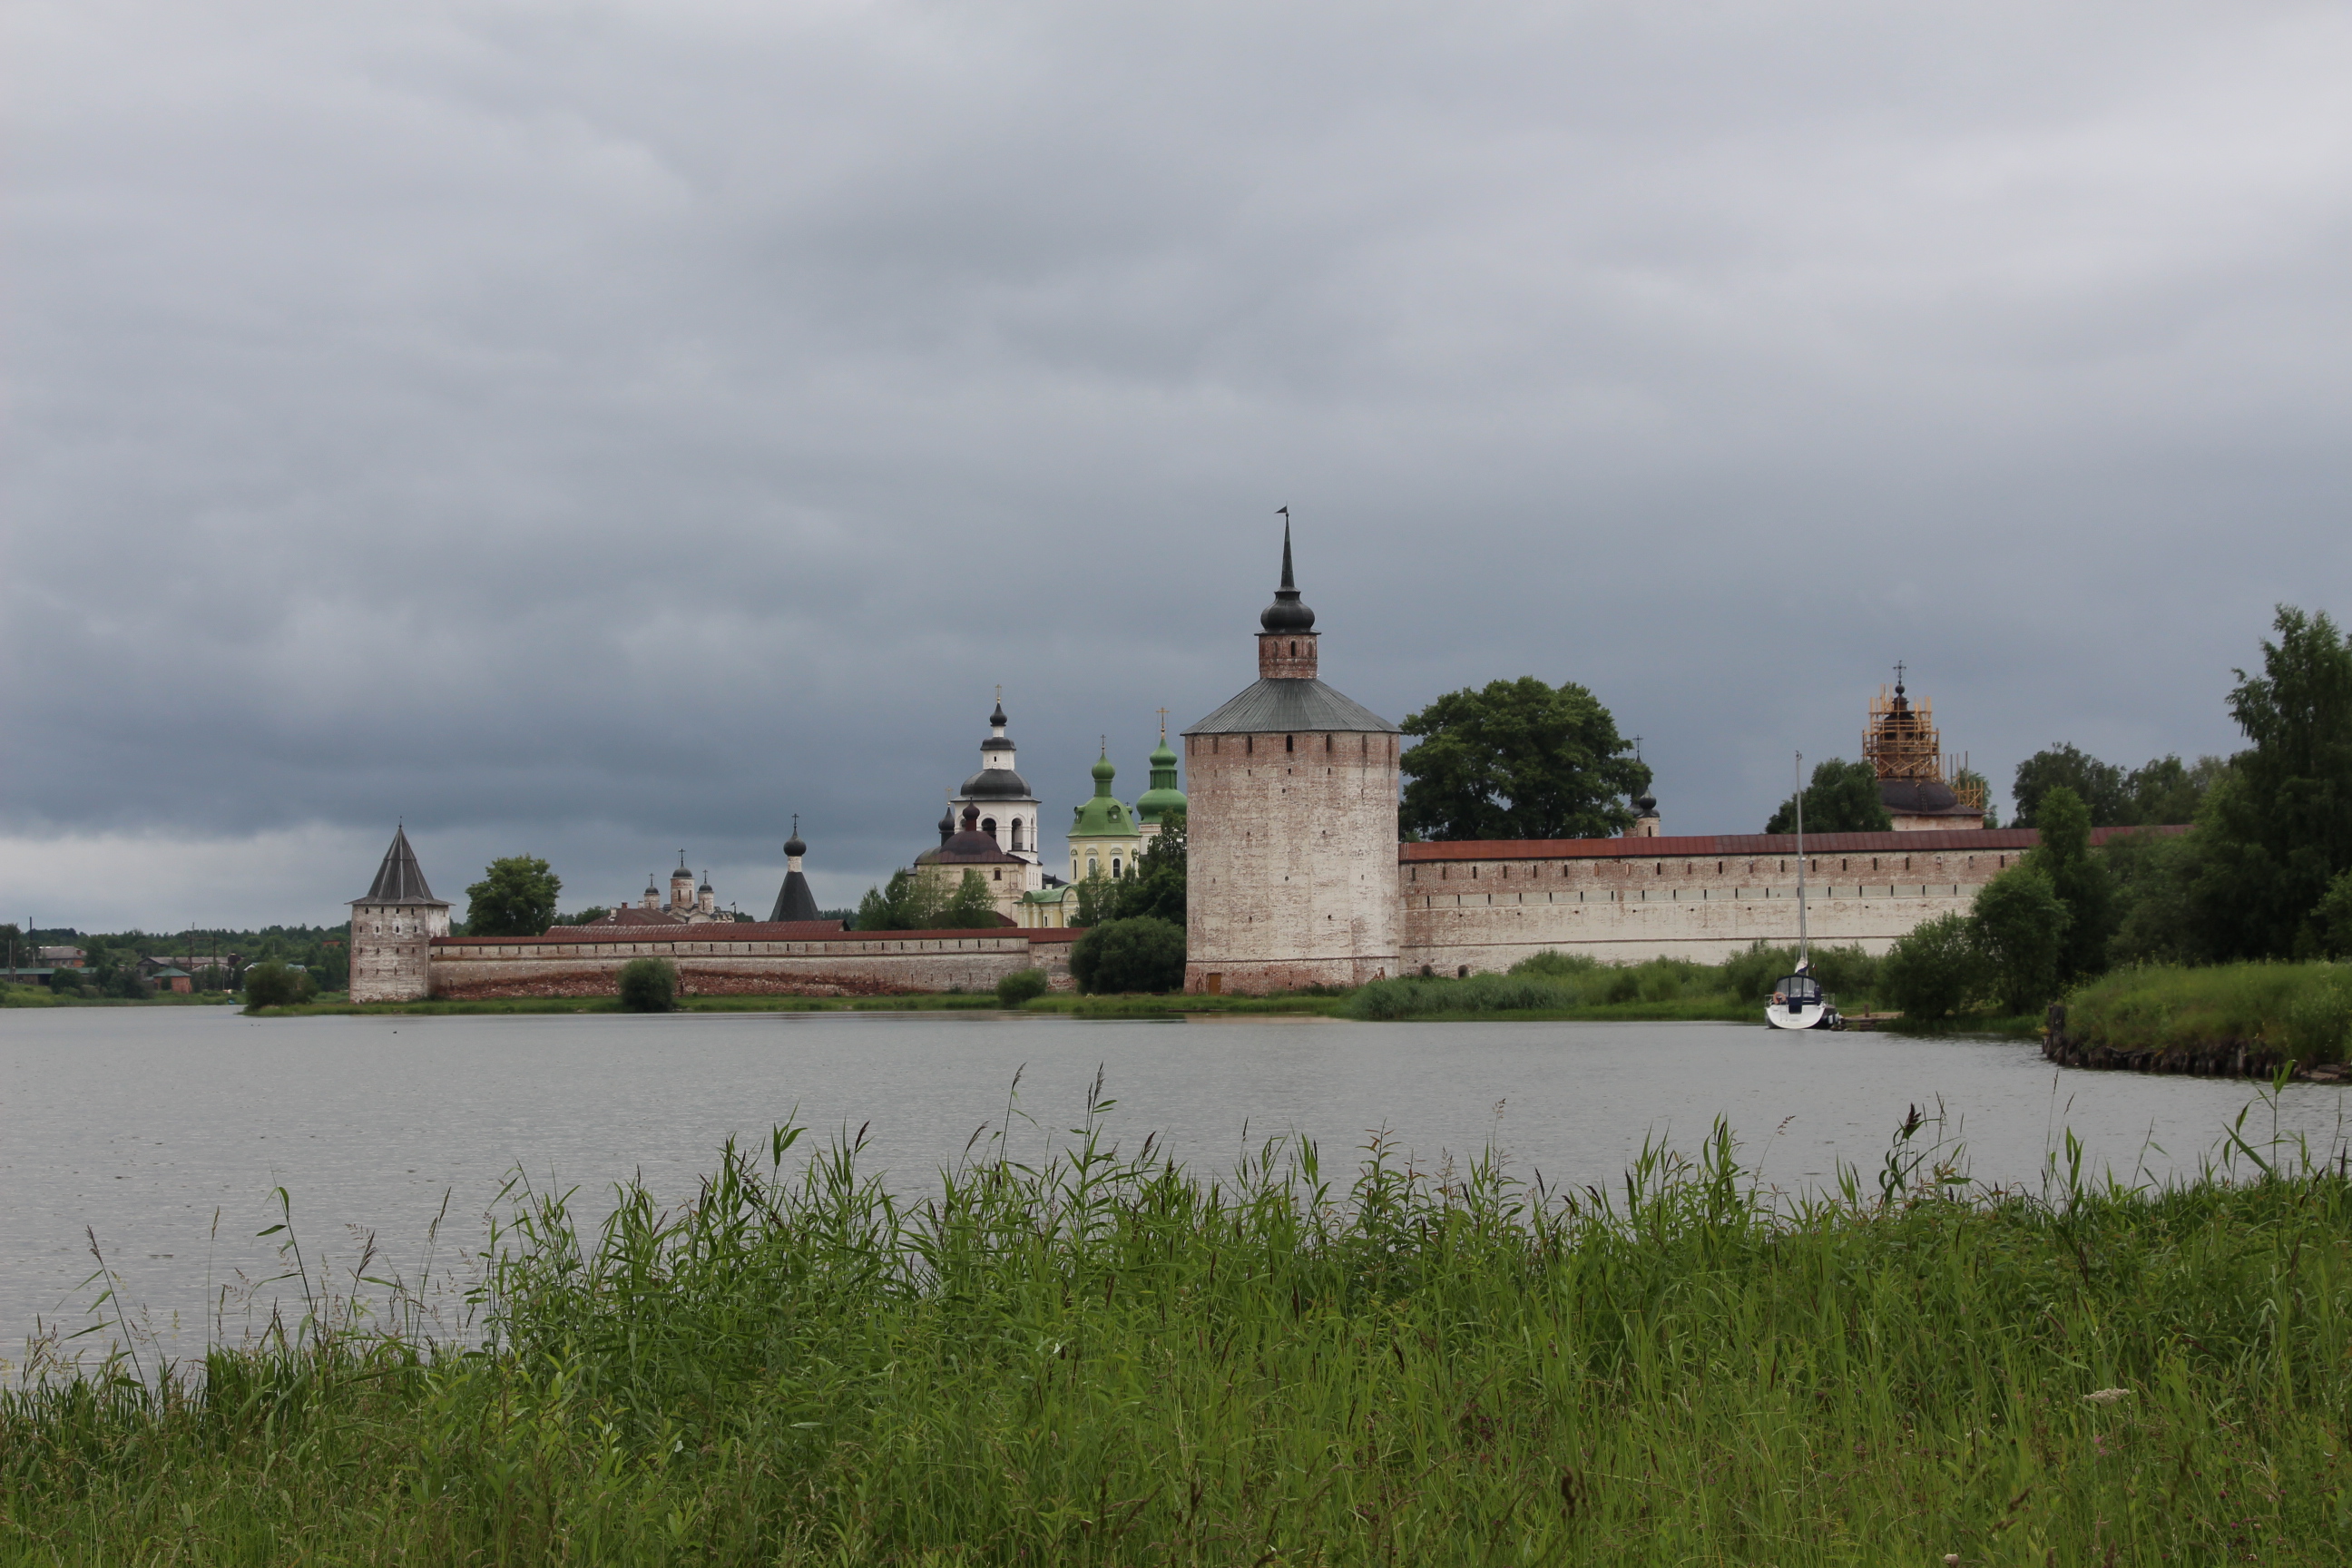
[5,1086,2347,1563]
[2065,961,2352,1063]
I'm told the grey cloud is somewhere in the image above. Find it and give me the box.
[5,0,2349,926]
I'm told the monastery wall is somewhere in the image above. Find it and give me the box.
[416,927,1076,1001]
[1184,730,1402,992]
[1396,828,2052,973]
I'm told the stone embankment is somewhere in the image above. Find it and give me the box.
[2041,1006,2352,1083]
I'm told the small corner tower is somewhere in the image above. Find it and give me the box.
[348,826,450,1002]
[1181,517,1401,994]
[770,816,822,923]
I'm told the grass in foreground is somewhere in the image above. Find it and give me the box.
[6,1095,2348,1563]
[2064,961,2352,1063]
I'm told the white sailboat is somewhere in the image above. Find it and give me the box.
[1766,750,1843,1032]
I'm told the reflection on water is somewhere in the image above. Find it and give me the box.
[4,1006,2346,1359]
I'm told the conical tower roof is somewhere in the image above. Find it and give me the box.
[355,826,446,906]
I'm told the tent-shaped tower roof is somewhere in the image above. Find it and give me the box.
[354,826,447,906]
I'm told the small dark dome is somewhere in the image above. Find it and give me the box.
[1261,520,1316,632]
[1634,790,1658,814]
[961,767,1032,799]
[784,833,808,858]
[1260,594,1316,632]
[990,700,1007,727]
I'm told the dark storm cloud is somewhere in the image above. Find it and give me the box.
[5,1,2350,926]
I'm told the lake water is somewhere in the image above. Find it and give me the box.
[5,1006,2347,1365]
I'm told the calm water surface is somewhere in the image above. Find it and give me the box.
[5,1006,2347,1360]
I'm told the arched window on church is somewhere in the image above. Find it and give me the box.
[1289,641,1298,656]
[1112,857,1122,877]
[1011,821,1024,851]
[982,817,998,842]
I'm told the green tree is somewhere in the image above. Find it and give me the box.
[1970,867,2070,1014]
[940,869,1000,929]
[2189,607,2352,959]
[465,856,563,937]
[1764,759,1892,835]
[1951,766,2000,828]
[1399,678,1648,841]
[617,956,678,1012]
[2314,867,2352,958]
[2023,786,2113,982]
[2105,827,2206,966]
[1106,810,1187,925]
[854,870,944,932]
[1070,870,1113,930]
[1069,916,1187,995]
[2122,754,2226,827]
[1880,913,1986,1022]
[2013,744,2128,828]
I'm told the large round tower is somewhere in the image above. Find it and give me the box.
[1181,524,1400,994]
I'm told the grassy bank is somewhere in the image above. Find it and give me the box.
[1344,946,1881,1024]
[2063,962,2352,1063]
[7,1105,2347,1563]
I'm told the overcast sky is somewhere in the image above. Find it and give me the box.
[5,0,2348,932]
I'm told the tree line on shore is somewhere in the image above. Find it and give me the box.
[1880,605,2352,1025]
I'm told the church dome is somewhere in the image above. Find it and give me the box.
[961,766,1033,799]
[784,832,808,858]
[1092,753,1116,785]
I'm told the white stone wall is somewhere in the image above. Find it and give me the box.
[1184,729,1401,993]
[426,930,1075,997]
[1396,842,2029,973]
[349,902,450,1001]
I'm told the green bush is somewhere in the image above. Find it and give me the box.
[617,957,679,1013]
[1880,914,1984,1022]
[1507,949,1600,979]
[240,961,313,1012]
[994,968,1051,1007]
[1068,916,1187,995]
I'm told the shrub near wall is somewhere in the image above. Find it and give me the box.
[1068,917,1186,994]
[617,957,679,1013]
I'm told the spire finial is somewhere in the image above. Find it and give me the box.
[1893,659,1907,696]
[1259,508,1316,632]
[1156,705,1170,742]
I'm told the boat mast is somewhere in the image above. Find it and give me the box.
[1794,750,1809,966]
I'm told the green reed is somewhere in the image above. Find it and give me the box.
[5,1083,2349,1564]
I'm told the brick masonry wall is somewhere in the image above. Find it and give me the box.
[1185,729,1402,993]
[1397,842,2030,972]
[425,931,1074,1000]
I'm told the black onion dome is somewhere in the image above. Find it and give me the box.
[1259,519,1317,632]
[784,832,808,858]
[961,767,1033,799]
[990,700,1008,727]
[1635,789,1658,814]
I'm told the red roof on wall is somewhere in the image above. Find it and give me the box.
[434,922,1075,947]
[1397,824,2184,862]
